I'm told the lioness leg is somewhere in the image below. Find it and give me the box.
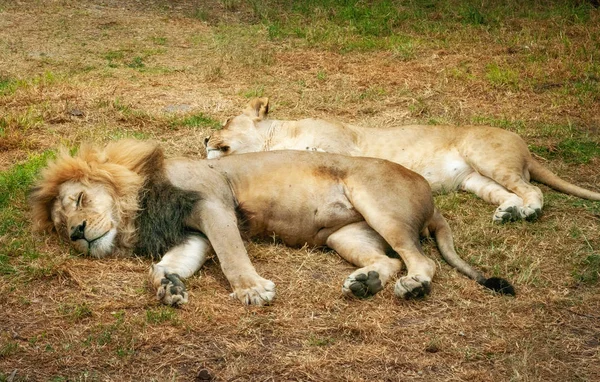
[326,222,402,298]
[149,235,210,306]
[460,172,526,222]
[462,169,542,222]
[461,138,544,221]
[493,174,543,221]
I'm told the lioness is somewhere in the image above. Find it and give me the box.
[205,98,600,223]
[30,140,513,306]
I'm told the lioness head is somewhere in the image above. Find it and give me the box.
[204,97,270,159]
[29,140,160,258]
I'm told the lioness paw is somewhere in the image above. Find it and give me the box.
[522,206,542,221]
[230,279,276,306]
[157,273,188,306]
[394,275,431,299]
[494,205,542,223]
[343,271,383,298]
[493,206,521,223]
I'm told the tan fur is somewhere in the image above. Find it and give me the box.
[206,98,600,222]
[30,139,512,306]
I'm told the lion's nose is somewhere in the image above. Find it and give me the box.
[204,137,210,146]
[70,221,87,241]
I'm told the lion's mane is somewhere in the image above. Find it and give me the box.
[30,140,202,258]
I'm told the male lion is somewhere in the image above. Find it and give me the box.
[205,98,600,223]
[30,139,513,306]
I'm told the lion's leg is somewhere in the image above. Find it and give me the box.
[490,173,543,221]
[460,172,525,222]
[458,131,544,221]
[193,203,276,306]
[326,222,402,298]
[389,241,437,299]
[343,187,437,299]
[149,235,210,306]
[460,171,542,222]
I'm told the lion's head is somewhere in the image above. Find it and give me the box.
[204,97,270,159]
[29,140,163,258]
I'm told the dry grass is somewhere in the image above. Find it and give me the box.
[1,1,599,381]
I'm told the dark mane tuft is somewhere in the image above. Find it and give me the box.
[134,177,203,260]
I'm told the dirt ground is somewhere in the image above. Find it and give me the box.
[1,1,599,381]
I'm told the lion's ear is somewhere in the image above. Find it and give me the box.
[243,97,269,120]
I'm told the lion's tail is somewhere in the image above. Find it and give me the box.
[428,209,515,296]
[529,157,600,200]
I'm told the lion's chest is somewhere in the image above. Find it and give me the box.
[237,183,363,247]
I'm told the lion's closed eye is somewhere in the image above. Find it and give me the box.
[76,192,84,208]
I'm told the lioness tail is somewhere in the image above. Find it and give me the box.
[428,209,515,296]
[528,158,600,200]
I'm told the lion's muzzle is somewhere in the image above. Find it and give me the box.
[70,221,87,241]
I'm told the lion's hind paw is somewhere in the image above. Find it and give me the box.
[157,273,189,306]
[343,271,383,298]
[394,275,431,299]
[230,279,276,306]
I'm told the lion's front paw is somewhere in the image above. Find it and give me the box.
[157,273,188,306]
[230,278,276,306]
[394,275,431,299]
[343,270,383,298]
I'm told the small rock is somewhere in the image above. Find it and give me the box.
[69,108,84,117]
[163,104,192,113]
[196,368,213,381]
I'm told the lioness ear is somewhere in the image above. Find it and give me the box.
[243,97,269,120]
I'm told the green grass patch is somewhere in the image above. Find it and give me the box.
[571,70,600,104]
[151,36,167,45]
[573,253,600,285]
[0,107,46,132]
[0,151,54,210]
[59,303,94,321]
[242,85,266,99]
[568,199,600,216]
[0,153,53,268]
[238,0,598,53]
[529,138,600,164]
[105,50,125,67]
[307,334,335,347]
[173,113,221,130]
[110,98,156,123]
[127,56,145,69]
[146,306,180,325]
[0,76,15,94]
[0,341,19,357]
[470,115,527,133]
[459,4,487,25]
[0,254,15,275]
[104,49,162,71]
[485,62,520,90]
[0,72,56,96]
